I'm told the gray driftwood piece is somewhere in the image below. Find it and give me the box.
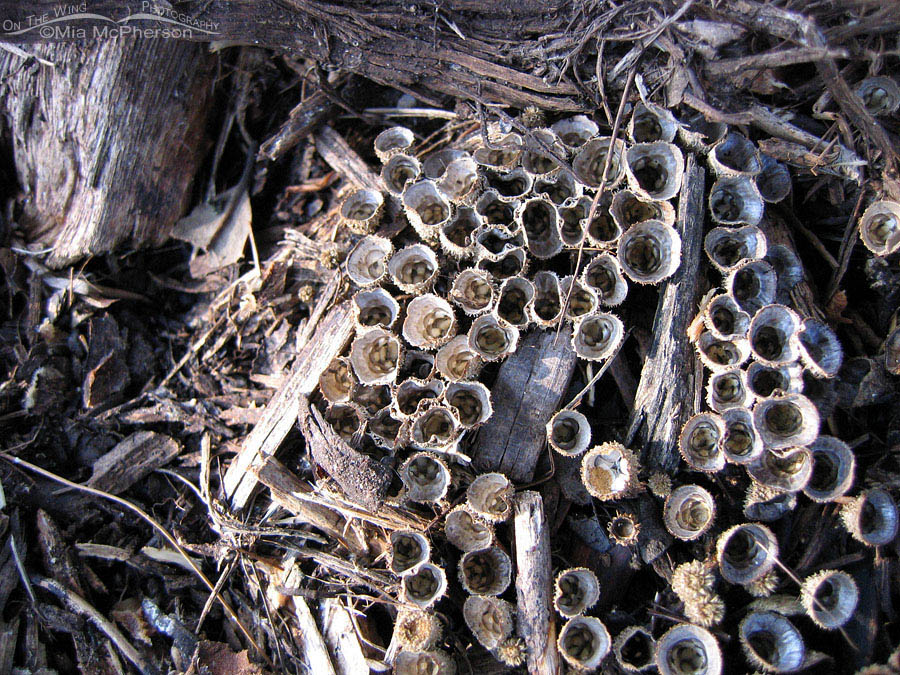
[0,39,214,267]
[626,154,706,472]
[299,396,393,511]
[472,325,577,482]
[223,299,355,508]
[514,491,560,674]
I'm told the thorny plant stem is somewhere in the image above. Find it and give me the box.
[0,452,274,669]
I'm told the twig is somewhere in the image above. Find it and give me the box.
[34,576,159,675]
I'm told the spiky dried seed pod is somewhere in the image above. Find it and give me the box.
[560,275,599,321]
[402,180,452,241]
[706,367,753,412]
[553,567,600,618]
[481,167,532,204]
[679,110,727,151]
[521,127,565,177]
[748,447,813,493]
[341,188,384,234]
[400,350,435,381]
[746,570,780,598]
[629,101,678,143]
[445,381,492,429]
[749,304,801,367]
[704,225,768,274]
[534,170,582,205]
[368,406,402,450]
[581,442,640,500]
[726,259,778,315]
[346,235,393,287]
[403,294,457,351]
[709,175,765,226]
[495,276,535,327]
[547,409,591,457]
[354,383,391,417]
[855,76,900,116]
[572,311,625,362]
[800,569,858,630]
[531,270,564,326]
[624,141,684,202]
[518,197,563,259]
[684,590,727,628]
[449,268,495,316]
[803,436,855,503]
[664,485,716,540]
[552,114,599,149]
[738,611,805,673]
[438,155,480,205]
[743,481,797,522]
[720,407,764,465]
[709,131,761,177]
[444,505,493,552]
[618,219,682,284]
[394,650,456,675]
[435,336,482,382]
[613,625,656,672]
[753,393,820,450]
[440,206,483,259]
[841,488,899,546]
[716,523,779,585]
[408,405,461,452]
[382,153,421,196]
[472,221,523,259]
[392,378,445,419]
[389,244,439,294]
[349,328,402,386]
[557,616,612,671]
[648,471,673,498]
[466,473,512,522]
[756,154,791,203]
[390,530,431,575]
[471,132,522,170]
[558,196,590,248]
[797,318,843,379]
[583,253,629,307]
[859,200,900,257]
[401,452,451,503]
[458,546,512,596]
[401,562,447,609]
[609,512,641,546]
[695,331,752,372]
[318,357,356,404]
[655,623,723,675]
[467,314,519,361]
[672,560,716,599]
[324,403,365,441]
[353,287,400,333]
[422,148,468,181]
[679,413,726,473]
[394,608,442,651]
[573,136,626,188]
[585,192,622,248]
[477,246,528,281]
[463,596,514,650]
[374,126,415,162]
[611,189,677,232]
[496,637,527,667]
[746,362,804,399]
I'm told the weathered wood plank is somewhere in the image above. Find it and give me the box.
[87,431,181,495]
[514,491,560,674]
[472,326,578,482]
[626,154,706,472]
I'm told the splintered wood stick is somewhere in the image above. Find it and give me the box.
[626,153,706,472]
[293,597,339,675]
[223,299,355,509]
[514,491,560,675]
[472,325,578,482]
